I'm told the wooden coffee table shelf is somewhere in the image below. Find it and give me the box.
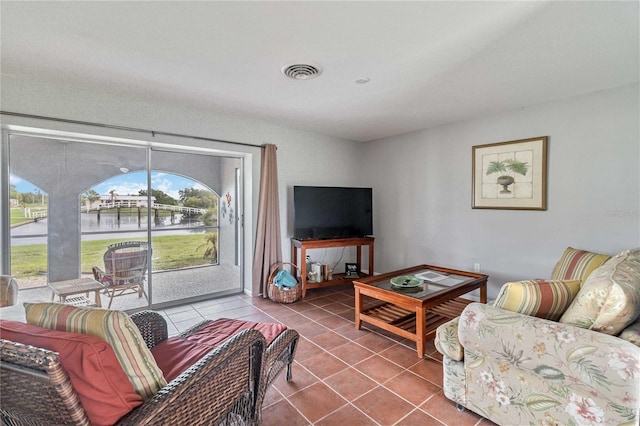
[354,265,488,357]
[361,297,474,340]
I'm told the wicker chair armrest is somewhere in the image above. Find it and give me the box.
[129,311,169,349]
[92,265,106,282]
[0,340,91,426]
[117,329,266,426]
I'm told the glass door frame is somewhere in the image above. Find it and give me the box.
[1,123,252,310]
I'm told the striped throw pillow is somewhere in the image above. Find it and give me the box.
[24,303,166,400]
[493,279,581,321]
[551,247,611,282]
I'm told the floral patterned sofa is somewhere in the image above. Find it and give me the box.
[435,247,640,426]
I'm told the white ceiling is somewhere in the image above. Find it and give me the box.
[1,1,638,142]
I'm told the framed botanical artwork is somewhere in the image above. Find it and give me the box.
[472,136,548,210]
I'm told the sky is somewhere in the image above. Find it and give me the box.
[11,172,210,201]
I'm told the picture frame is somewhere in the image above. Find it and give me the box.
[472,136,548,210]
[344,263,360,278]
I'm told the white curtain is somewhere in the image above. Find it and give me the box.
[252,144,282,297]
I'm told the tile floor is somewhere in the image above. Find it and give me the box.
[160,284,494,426]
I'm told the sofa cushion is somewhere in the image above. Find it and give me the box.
[24,303,166,400]
[560,248,640,334]
[492,279,581,321]
[151,337,213,382]
[151,318,287,382]
[551,247,611,282]
[0,320,143,426]
[185,318,287,347]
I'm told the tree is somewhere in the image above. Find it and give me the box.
[197,232,218,264]
[139,189,177,205]
[81,189,100,204]
[179,187,218,210]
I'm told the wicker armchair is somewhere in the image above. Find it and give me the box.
[0,311,266,426]
[92,241,149,309]
[179,319,300,424]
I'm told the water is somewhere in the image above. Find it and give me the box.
[11,212,207,246]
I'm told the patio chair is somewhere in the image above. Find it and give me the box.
[92,241,149,309]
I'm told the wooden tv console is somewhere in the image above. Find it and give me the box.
[291,237,374,298]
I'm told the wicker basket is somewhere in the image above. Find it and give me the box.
[268,262,302,304]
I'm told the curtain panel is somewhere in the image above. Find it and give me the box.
[252,144,282,297]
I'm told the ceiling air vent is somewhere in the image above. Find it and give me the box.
[281,62,323,80]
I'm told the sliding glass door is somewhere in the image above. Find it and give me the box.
[4,133,243,310]
[148,149,242,305]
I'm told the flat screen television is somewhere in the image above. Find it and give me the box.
[293,186,373,240]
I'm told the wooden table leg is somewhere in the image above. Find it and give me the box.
[416,306,426,358]
[299,246,307,298]
[354,287,362,330]
[480,282,487,303]
[94,290,102,307]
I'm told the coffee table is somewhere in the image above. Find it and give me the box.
[353,265,488,357]
[49,277,104,307]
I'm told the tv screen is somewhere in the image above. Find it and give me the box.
[293,186,373,240]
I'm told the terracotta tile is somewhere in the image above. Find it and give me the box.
[324,367,377,401]
[287,301,318,313]
[300,307,333,321]
[321,301,352,314]
[268,310,309,325]
[317,314,352,330]
[396,408,445,425]
[299,351,349,379]
[330,341,374,365]
[408,357,444,387]
[430,349,444,362]
[333,323,370,341]
[353,355,404,384]
[477,417,500,425]
[288,382,347,423]
[380,344,423,369]
[384,370,440,405]
[261,399,310,426]
[311,330,350,350]
[273,362,318,397]
[355,331,396,352]
[292,337,325,361]
[352,386,414,425]
[316,404,377,426]
[337,309,356,322]
[295,321,330,338]
[421,391,484,426]
[308,296,335,307]
[262,384,283,408]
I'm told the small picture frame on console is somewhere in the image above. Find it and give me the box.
[345,263,360,278]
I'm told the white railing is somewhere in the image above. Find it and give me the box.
[24,208,47,219]
[92,201,206,215]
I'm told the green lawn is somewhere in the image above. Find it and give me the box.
[10,233,218,279]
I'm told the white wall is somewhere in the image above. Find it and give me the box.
[4,74,637,299]
[1,74,364,295]
[363,84,640,298]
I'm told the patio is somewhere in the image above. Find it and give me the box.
[1,263,241,322]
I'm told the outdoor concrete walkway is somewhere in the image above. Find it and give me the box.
[0,263,242,322]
